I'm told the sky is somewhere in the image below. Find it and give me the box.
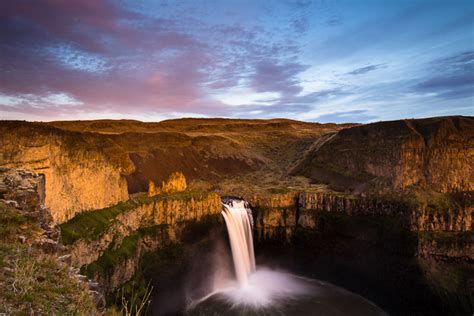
[1,0,473,123]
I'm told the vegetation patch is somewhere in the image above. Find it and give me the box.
[0,207,40,242]
[82,213,221,280]
[60,200,138,245]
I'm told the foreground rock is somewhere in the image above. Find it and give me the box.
[0,168,101,315]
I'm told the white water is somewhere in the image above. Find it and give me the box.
[221,199,256,286]
[193,198,313,308]
[187,198,386,314]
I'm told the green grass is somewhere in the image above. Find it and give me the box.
[1,248,98,315]
[82,213,221,280]
[60,200,137,245]
[60,190,214,245]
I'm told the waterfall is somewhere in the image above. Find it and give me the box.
[221,199,256,287]
[188,199,384,313]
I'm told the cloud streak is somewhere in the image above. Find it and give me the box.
[346,64,384,76]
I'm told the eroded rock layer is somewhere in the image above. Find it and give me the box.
[62,191,221,268]
[253,191,473,260]
[0,122,133,223]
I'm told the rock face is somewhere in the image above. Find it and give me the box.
[46,118,347,193]
[298,192,472,232]
[253,191,473,260]
[0,118,345,221]
[249,192,298,240]
[94,227,174,291]
[0,168,45,210]
[293,116,474,193]
[417,232,474,260]
[0,122,133,223]
[85,220,221,292]
[0,168,61,244]
[148,171,187,196]
[64,192,221,268]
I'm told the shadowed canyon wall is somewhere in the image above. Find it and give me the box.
[253,191,473,260]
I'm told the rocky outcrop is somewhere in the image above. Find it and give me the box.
[410,207,472,232]
[83,226,175,291]
[0,168,45,210]
[299,192,406,217]
[293,116,474,193]
[0,168,104,313]
[249,192,298,240]
[0,168,60,243]
[64,192,221,267]
[148,171,187,196]
[83,221,222,292]
[0,122,133,223]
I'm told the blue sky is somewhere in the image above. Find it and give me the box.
[1,0,473,122]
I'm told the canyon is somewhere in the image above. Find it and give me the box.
[0,115,473,315]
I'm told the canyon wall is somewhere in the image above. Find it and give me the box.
[248,192,298,241]
[0,122,133,223]
[0,118,346,222]
[60,190,221,291]
[298,192,472,232]
[253,191,473,260]
[293,116,474,193]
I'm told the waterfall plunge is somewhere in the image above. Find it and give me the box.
[188,198,314,309]
[184,198,315,308]
[186,198,387,314]
[221,200,256,287]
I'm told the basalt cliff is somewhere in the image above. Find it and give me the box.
[293,116,474,193]
[0,122,133,223]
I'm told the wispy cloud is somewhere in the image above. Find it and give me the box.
[413,51,474,99]
[346,64,384,76]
